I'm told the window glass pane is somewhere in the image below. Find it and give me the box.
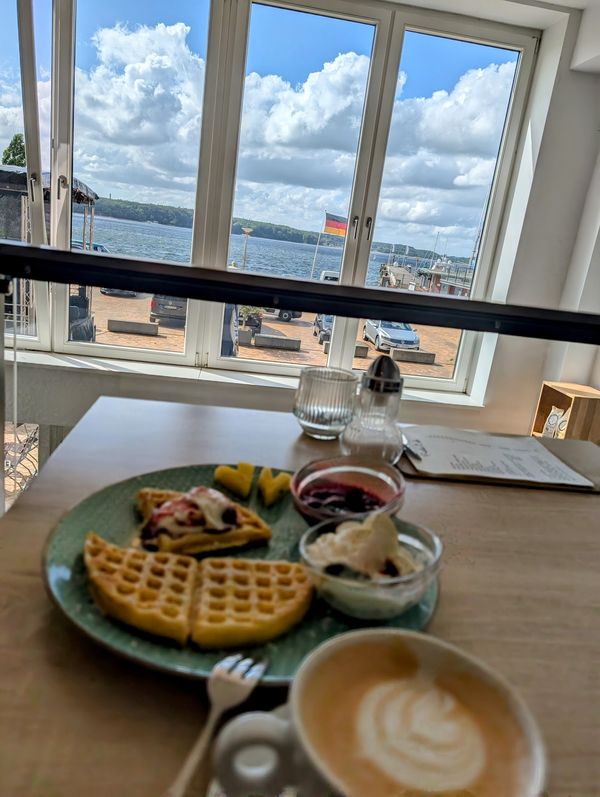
[219,3,375,368]
[355,31,519,378]
[69,0,210,351]
[0,1,39,336]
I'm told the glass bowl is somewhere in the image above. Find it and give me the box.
[290,456,406,524]
[299,515,442,620]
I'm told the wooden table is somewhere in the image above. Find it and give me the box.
[0,397,598,797]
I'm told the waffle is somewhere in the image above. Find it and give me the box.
[137,488,181,524]
[84,532,196,645]
[136,487,272,556]
[191,558,313,649]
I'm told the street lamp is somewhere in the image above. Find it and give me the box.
[242,227,253,270]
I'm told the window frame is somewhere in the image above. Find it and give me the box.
[201,0,539,391]
[202,0,395,375]
[29,0,538,393]
[48,0,210,366]
[3,0,51,353]
[335,5,539,392]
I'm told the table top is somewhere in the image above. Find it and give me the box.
[0,397,598,797]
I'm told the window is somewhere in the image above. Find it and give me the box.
[205,2,536,387]
[60,0,211,359]
[352,29,521,387]
[0,0,49,341]
[10,0,538,394]
[217,2,377,370]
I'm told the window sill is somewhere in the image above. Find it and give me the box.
[5,348,484,407]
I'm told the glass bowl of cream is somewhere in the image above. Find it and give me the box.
[299,512,442,619]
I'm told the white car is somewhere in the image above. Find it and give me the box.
[363,319,420,351]
[319,270,339,282]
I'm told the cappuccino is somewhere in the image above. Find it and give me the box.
[299,638,535,796]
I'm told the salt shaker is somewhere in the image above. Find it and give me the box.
[340,355,404,463]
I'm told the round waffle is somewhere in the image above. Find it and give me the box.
[84,532,196,645]
[191,557,313,649]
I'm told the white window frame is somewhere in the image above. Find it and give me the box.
[339,5,539,392]
[35,0,537,392]
[3,0,51,353]
[201,0,539,392]
[202,0,395,377]
[48,0,208,367]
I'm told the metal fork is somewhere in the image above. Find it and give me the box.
[162,654,268,797]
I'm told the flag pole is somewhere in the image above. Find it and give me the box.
[310,228,323,281]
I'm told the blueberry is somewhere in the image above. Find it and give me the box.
[221,506,237,525]
[324,563,369,581]
[380,559,399,577]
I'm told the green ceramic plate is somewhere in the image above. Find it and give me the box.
[44,464,438,685]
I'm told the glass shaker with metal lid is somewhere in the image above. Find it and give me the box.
[340,355,404,463]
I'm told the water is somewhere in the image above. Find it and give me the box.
[71,214,391,288]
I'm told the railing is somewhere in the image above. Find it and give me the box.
[1,241,599,344]
[1,239,598,509]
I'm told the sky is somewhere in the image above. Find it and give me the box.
[0,0,519,257]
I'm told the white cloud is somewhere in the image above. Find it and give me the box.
[0,22,517,255]
[72,22,205,203]
[0,73,24,149]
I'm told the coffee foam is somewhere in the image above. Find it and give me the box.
[299,638,533,797]
[356,676,486,791]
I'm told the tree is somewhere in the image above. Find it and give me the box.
[2,133,26,167]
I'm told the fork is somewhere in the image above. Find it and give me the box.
[162,654,268,797]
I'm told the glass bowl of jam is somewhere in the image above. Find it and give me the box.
[290,456,406,524]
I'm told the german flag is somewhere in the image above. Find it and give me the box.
[323,212,347,237]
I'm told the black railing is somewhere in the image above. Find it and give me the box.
[0,240,599,345]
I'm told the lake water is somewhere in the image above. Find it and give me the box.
[71,214,397,288]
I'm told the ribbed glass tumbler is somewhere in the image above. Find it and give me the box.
[293,367,359,440]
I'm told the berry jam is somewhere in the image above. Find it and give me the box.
[300,481,385,514]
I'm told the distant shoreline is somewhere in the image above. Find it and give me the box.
[73,197,469,263]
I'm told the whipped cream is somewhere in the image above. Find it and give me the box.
[144,486,237,539]
[306,513,419,579]
[356,677,486,791]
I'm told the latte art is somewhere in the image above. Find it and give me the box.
[356,677,486,791]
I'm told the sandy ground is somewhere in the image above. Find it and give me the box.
[89,290,460,378]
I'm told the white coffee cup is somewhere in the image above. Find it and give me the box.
[213,629,546,797]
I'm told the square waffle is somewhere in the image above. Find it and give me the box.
[136,487,272,556]
[191,558,313,649]
[84,532,196,645]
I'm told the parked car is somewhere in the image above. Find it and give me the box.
[99,287,138,297]
[150,294,187,323]
[72,241,136,296]
[363,319,420,351]
[264,308,302,322]
[313,313,334,344]
[319,270,339,282]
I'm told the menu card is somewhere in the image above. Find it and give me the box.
[402,426,594,488]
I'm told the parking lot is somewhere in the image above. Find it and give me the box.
[89,291,460,378]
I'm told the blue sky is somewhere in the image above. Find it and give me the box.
[1,0,519,253]
[2,0,517,98]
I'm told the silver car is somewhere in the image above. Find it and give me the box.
[363,319,420,351]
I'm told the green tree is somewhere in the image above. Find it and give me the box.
[2,133,26,167]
